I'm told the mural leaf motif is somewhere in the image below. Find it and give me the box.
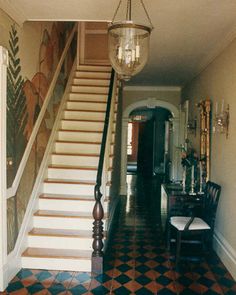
[7,24,28,173]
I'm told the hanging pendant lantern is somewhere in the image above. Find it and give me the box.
[108,0,153,81]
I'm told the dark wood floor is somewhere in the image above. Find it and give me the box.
[1,174,236,294]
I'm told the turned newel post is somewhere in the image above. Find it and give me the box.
[92,184,104,261]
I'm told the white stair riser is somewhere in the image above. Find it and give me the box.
[63,110,105,121]
[22,257,91,272]
[66,101,106,111]
[33,216,94,230]
[61,120,104,131]
[47,168,112,183]
[39,198,109,212]
[28,236,93,250]
[39,198,100,212]
[57,131,106,142]
[77,65,111,72]
[54,142,101,154]
[69,93,108,102]
[48,168,97,180]
[51,154,99,166]
[73,78,110,87]
[43,182,94,196]
[57,131,115,143]
[71,85,109,94]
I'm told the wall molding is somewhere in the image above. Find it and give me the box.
[0,1,26,26]
[214,229,236,280]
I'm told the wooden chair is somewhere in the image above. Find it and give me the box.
[169,181,221,265]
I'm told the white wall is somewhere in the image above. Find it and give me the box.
[182,37,236,280]
[123,86,181,111]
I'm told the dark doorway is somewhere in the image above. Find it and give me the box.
[127,107,172,182]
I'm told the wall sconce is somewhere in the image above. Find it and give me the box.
[187,117,197,137]
[213,101,230,138]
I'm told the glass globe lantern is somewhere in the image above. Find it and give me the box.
[108,0,153,81]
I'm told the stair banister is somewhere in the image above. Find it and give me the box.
[92,68,115,274]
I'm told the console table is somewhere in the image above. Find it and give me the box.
[161,183,204,233]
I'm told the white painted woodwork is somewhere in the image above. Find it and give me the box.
[47,166,112,181]
[0,46,8,292]
[69,92,108,102]
[63,109,106,120]
[51,153,99,166]
[66,100,107,111]
[71,85,109,94]
[43,181,95,196]
[33,212,94,230]
[28,233,93,250]
[54,141,101,154]
[39,197,95,212]
[73,78,110,86]
[61,119,104,131]
[77,65,111,72]
[75,71,111,79]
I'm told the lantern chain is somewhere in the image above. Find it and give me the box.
[140,0,154,29]
[111,0,122,24]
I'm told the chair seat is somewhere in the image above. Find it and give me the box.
[170,216,211,231]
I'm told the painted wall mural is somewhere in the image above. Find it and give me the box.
[7,21,76,253]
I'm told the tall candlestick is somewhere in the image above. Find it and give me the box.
[189,165,196,195]
[198,161,204,194]
[221,99,224,113]
[182,166,186,194]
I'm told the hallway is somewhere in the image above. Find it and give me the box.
[2,175,236,294]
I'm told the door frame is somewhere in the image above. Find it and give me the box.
[120,98,182,195]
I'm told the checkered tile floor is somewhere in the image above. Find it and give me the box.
[1,175,236,294]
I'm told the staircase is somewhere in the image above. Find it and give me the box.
[21,64,116,272]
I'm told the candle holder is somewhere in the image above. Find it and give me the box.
[189,165,196,195]
[182,167,187,194]
[198,161,205,195]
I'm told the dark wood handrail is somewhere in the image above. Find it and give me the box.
[92,68,115,266]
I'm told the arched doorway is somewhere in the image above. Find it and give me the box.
[120,98,181,195]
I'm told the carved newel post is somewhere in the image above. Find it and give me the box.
[92,184,104,274]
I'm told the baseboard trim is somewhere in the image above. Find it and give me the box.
[213,229,236,280]
[0,250,21,291]
[104,196,120,253]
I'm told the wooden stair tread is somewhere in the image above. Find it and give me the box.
[44,178,96,185]
[39,193,95,201]
[34,210,94,218]
[48,164,98,170]
[76,70,111,73]
[58,129,103,133]
[22,247,91,259]
[74,77,110,80]
[51,152,114,157]
[61,118,105,123]
[29,228,93,238]
[51,152,99,157]
[58,129,115,134]
[70,91,108,95]
[55,140,102,145]
[72,84,109,88]
[68,99,107,104]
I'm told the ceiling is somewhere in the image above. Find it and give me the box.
[2,0,236,87]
